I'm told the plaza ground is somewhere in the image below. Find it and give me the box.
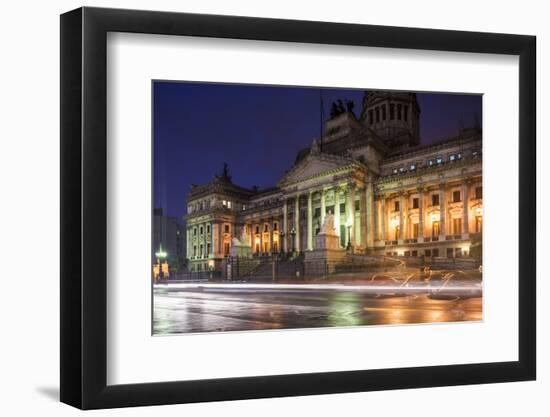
[153,266,482,334]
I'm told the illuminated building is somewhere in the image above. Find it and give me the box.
[185,91,482,272]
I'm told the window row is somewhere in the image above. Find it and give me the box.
[388,186,482,211]
[192,243,212,258]
[389,150,483,176]
[367,103,409,125]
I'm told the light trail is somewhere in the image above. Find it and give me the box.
[154,281,482,294]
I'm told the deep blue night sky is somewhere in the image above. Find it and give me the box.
[153,82,481,222]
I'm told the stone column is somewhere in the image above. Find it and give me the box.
[380,196,386,241]
[282,198,288,253]
[307,192,313,251]
[347,183,356,249]
[294,194,300,253]
[320,189,326,226]
[218,222,223,256]
[373,196,379,242]
[333,188,341,246]
[439,184,446,239]
[418,186,424,243]
[270,218,274,254]
[399,192,404,241]
[366,182,374,248]
[259,221,264,255]
[462,180,470,239]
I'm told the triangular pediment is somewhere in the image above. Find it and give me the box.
[278,153,353,186]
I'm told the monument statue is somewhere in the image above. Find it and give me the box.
[239,226,248,245]
[321,210,337,235]
[229,225,252,258]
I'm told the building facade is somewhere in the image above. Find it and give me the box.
[153,208,186,270]
[185,91,482,272]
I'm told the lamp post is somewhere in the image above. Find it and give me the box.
[290,227,296,253]
[155,244,168,281]
[346,218,352,251]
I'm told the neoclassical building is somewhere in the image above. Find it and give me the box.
[185,91,482,272]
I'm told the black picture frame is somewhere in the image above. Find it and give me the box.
[60,6,536,410]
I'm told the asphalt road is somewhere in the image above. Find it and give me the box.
[153,280,482,334]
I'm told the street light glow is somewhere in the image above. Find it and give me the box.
[155,244,167,259]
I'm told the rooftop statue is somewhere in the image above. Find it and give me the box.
[329,99,355,119]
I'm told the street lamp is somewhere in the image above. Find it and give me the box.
[155,244,168,280]
[290,227,296,253]
[346,218,352,251]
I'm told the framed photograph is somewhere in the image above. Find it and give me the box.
[60,7,536,409]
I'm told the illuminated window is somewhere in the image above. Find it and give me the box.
[412,223,419,238]
[399,167,405,173]
[436,157,443,164]
[449,154,456,162]
[392,168,398,174]
[475,215,483,232]
[453,218,462,234]
[428,159,434,167]
[410,163,416,171]
[222,200,227,207]
[432,221,440,237]
[227,201,232,209]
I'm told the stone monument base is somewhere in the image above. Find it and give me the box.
[304,248,347,276]
[229,244,252,258]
